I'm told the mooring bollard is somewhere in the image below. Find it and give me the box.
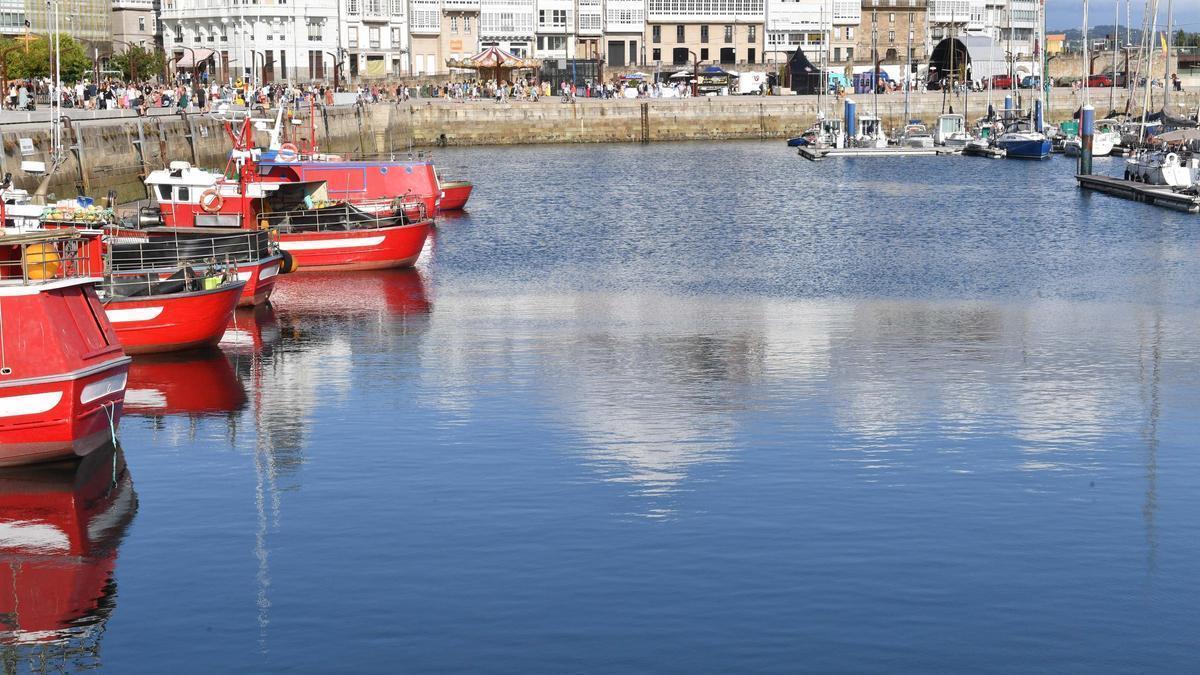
[845,99,857,139]
[1080,104,1095,176]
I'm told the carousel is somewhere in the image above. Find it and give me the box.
[446,46,540,81]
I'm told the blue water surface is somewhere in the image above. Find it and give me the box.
[4,143,1198,672]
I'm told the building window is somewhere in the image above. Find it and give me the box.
[845,27,853,39]
[700,25,708,43]
[833,46,840,61]
[391,27,401,46]
[369,26,380,48]
[748,25,755,42]
[888,30,895,41]
[652,47,661,61]
[700,47,708,60]
[347,0,359,14]
[889,12,894,22]
[846,47,853,61]
[723,25,732,43]
[173,25,183,42]
[748,47,755,63]
[307,18,321,41]
[652,25,660,43]
[348,26,358,48]
[676,25,684,42]
[464,16,471,32]
[450,15,457,33]
[138,16,146,31]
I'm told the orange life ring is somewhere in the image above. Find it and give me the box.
[278,143,299,161]
[199,189,224,213]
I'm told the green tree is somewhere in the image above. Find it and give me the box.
[1,33,91,82]
[110,44,163,81]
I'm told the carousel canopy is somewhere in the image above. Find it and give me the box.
[446,46,539,70]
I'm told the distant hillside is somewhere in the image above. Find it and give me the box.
[1049,25,1145,45]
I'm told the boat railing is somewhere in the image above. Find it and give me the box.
[107,230,275,273]
[103,259,239,299]
[0,230,97,285]
[257,202,412,235]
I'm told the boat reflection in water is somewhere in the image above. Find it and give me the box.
[0,442,136,666]
[271,267,432,322]
[124,350,248,419]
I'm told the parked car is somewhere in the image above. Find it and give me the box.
[1019,75,1041,89]
[990,74,1015,89]
[1085,74,1113,87]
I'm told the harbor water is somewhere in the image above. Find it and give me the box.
[6,143,1199,672]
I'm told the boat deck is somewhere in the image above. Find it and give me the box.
[1076,174,1200,213]
[797,146,962,161]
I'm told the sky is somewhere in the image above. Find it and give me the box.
[1045,1,1200,33]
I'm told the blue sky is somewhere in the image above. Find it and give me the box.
[1046,1,1200,33]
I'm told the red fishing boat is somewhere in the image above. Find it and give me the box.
[0,231,130,466]
[256,105,445,215]
[102,268,245,355]
[124,350,247,417]
[0,441,136,645]
[142,124,432,271]
[437,178,473,211]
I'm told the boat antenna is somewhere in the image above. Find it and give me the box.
[1110,0,1118,114]
[1083,0,1090,109]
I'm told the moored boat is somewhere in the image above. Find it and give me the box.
[102,269,245,355]
[438,178,474,211]
[0,230,130,465]
[144,120,433,271]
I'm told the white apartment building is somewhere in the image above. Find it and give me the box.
[479,0,536,57]
[604,0,643,65]
[764,0,831,67]
[645,0,767,67]
[0,0,25,36]
[927,0,1036,60]
[160,0,408,84]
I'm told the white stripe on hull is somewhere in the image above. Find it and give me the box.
[0,391,63,418]
[80,372,128,404]
[278,235,386,251]
[106,306,164,322]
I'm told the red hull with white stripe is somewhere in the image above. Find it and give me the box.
[104,281,245,355]
[0,269,130,466]
[233,254,283,306]
[277,221,431,271]
[438,181,473,211]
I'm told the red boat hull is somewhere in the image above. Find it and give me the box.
[438,181,473,211]
[276,221,431,271]
[104,282,245,355]
[259,160,441,215]
[0,359,130,466]
[235,255,283,307]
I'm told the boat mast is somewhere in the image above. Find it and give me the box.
[1138,0,1160,143]
[872,7,879,124]
[1163,0,1172,111]
[904,14,911,121]
[1083,0,1090,109]
[1110,0,1118,113]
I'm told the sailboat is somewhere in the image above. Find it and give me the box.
[997,3,1051,159]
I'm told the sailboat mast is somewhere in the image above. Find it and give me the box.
[904,17,911,121]
[872,7,879,120]
[1139,0,1160,143]
[1083,0,1090,107]
[1163,0,1173,110]
[1110,0,1118,112]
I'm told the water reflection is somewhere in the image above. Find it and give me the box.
[0,444,136,669]
[125,351,248,419]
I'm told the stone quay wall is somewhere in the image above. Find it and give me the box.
[2,88,1194,203]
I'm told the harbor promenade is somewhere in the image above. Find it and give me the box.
[2,87,1194,203]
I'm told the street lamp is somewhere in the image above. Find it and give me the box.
[111,39,146,82]
[324,50,343,91]
[689,49,699,97]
